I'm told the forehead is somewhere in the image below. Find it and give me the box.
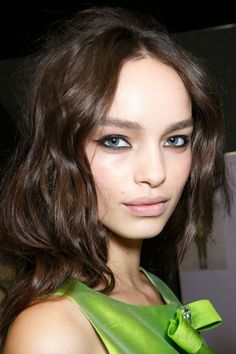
[107,56,191,128]
[119,56,187,90]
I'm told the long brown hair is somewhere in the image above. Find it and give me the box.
[0,7,230,342]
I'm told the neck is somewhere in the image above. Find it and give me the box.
[107,233,143,287]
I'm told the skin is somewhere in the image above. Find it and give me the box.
[3,56,192,354]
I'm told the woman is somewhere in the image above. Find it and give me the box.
[0,7,230,353]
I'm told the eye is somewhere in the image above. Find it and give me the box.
[95,135,130,149]
[164,135,190,148]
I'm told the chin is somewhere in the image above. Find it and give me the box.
[109,222,166,241]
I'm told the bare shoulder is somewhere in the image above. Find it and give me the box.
[3,296,104,354]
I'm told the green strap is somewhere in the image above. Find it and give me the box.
[139,267,182,307]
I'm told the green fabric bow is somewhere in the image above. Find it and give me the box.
[168,299,222,353]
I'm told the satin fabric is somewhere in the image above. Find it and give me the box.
[55,268,221,353]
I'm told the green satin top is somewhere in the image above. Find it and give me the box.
[55,268,222,354]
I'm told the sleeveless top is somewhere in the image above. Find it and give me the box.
[55,268,222,354]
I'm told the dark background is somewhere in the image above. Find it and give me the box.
[0,1,235,59]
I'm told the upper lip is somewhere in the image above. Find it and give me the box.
[124,196,169,206]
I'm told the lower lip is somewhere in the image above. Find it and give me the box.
[124,202,166,217]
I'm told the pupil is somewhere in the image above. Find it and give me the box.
[111,138,118,145]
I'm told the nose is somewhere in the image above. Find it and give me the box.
[133,142,166,188]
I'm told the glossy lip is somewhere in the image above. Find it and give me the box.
[124,196,169,206]
[123,196,169,217]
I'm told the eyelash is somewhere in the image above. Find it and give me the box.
[164,135,190,148]
[94,135,130,150]
[94,134,190,150]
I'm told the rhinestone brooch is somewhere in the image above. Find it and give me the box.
[182,306,192,324]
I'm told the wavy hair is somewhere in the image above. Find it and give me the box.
[0,7,230,342]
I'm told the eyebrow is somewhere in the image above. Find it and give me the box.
[163,118,193,135]
[99,117,193,134]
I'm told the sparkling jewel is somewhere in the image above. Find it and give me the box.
[182,306,192,324]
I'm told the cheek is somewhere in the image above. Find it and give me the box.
[90,158,125,210]
[184,152,192,176]
[90,153,129,189]
[180,156,192,178]
[91,164,116,191]
[169,153,192,190]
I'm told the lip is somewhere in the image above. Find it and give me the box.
[124,196,168,205]
[123,196,169,217]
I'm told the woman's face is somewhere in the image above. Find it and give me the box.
[85,56,193,240]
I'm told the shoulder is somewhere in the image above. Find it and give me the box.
[3,297,98,354]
